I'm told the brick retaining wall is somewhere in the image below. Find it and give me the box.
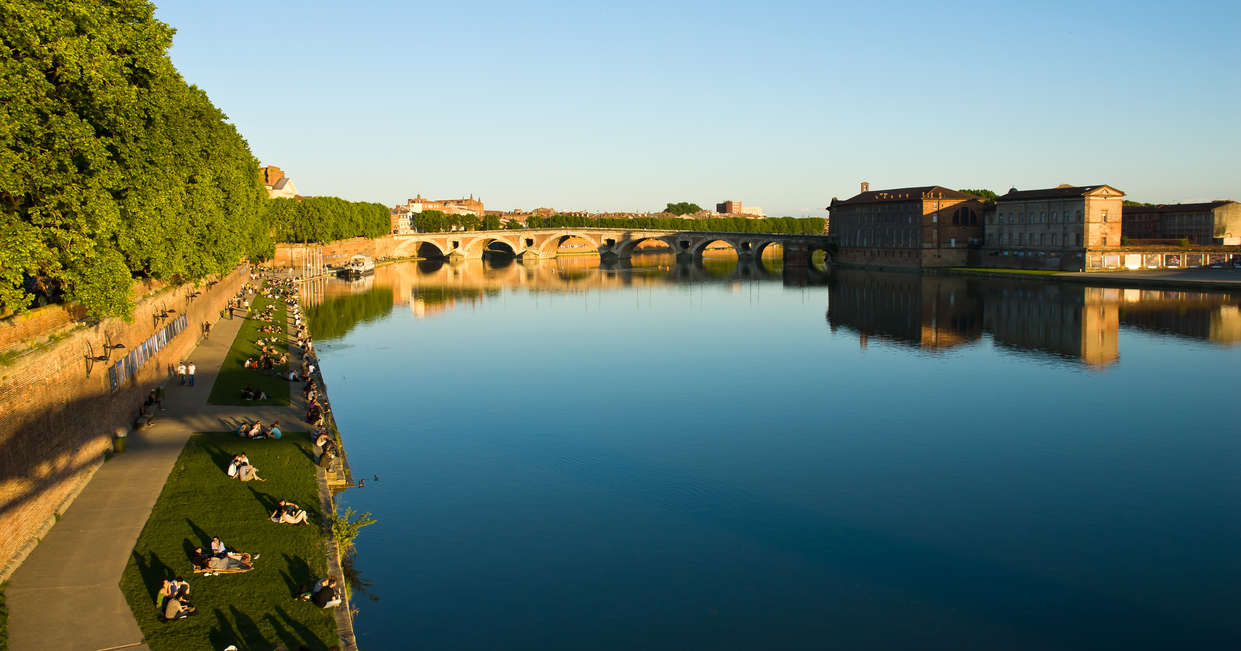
[0,263,250,580]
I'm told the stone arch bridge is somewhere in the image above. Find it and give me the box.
[390,228,832,266]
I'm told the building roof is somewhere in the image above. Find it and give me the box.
[1122,200,1237,214]
[829,186,971,209]
[997,184,1124,201]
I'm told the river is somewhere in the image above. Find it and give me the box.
[304,256,1241,650]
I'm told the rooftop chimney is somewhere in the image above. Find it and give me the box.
[860,181,870,193]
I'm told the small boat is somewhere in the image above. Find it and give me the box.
[337,255,375,278]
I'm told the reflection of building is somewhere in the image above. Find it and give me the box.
[259,165,298,199]
[1117,289,1241,346]
[404,194,484,217]
[1122,201,1241,245]
[827,182,985,268]
[826,270,981,350]
[981,283,1119,368]
[982,184,1124,270]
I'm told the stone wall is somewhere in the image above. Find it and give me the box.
[0,263,250,580]
[273,236,400,269]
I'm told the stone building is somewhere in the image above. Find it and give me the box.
[1121,200,1241,244]
[981,184,1124,270]
[259,165,298,199]
[390,206,411,233]
[716,200,765,217]
[404,193,484,217]
[827,182,985,268]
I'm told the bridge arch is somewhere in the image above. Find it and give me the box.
[691,238,742,258]
[614,234,677,258]
[463,235,520,258]
[394,238,449,260]
[537,231,602,257]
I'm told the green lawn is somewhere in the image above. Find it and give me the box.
[208,287,292,406]
[120,433,337,650]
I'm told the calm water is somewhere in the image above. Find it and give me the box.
[306,257,1241,650]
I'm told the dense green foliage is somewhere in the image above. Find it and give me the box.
[1122,200,1153,207]
[409,209,482,233]
[267,197,389,243]
[303,285,394,341]
[525,214,827,235]
[120,432,337,650]
[958,188,998,201]
[0,0,270,319]
[207,287,291,406]
[665,202,703,215]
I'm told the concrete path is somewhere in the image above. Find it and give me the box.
[5,291,309,651]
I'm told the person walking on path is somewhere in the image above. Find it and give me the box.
[177,361,187,385]
[187,362,196,386]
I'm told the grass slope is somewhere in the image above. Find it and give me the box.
[120,433,336,650]
[208,287,291,406]
[0,583,7,651]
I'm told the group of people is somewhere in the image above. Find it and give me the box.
[175,361,197,386]
[157,274,345,625]
[226,452,265,482]
[236,419,282,440]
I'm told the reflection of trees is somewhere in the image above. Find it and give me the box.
[305,286,395,341]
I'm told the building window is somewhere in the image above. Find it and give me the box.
[1102,236,1107,246]
[1101,210,1109,222]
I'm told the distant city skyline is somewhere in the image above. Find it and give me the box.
[156,0,1240,215]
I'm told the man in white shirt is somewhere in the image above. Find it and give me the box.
[187,362,196,386]
[177,362,187,385]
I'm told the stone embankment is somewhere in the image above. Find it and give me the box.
[0,264,251,580]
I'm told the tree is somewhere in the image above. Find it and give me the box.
[665,202,703,216]
[482,214,501,231]
[958,189,998,201]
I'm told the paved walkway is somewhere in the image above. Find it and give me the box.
[5,295,309,651]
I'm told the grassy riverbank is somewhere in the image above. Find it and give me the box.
[207,287,291,406]
[119,432,336,650]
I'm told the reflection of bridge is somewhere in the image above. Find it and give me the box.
[391,228,831,266]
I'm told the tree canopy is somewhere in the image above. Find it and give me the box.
[0,0,271,319]
[665,202,703,215]
[267,197,389,244]
[958,189,998,201]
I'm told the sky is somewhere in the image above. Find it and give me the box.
[154,0,1241,215]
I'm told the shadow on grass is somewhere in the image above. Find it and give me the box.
[209,608,242,650]
[131,550,174,607]
[280,553,315,596]
[247,486,278,514]
[230,604,268,649]
[275,604,328,650]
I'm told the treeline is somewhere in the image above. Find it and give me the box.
[524,214,827,235]
[267,197,390,243]
[411,210,503,233]
[0,0,271,319]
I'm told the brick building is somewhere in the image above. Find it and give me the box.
[715,200,765,217]
[980,184,1124,270]
[258,165,298,199]
[1122,200,1241,244]
[826,182,985,268]
[404,194,484,217]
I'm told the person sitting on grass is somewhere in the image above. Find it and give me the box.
[266,421,282,439]
[163,594,196,620]
[161,577,190,603]
[298,577,342,607]
[270,499,309,525]
[248,420,265,439]
[211,536,258,565]
[240,385,256,400]
[228,453,265,481]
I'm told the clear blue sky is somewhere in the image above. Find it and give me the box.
[156,0,1240,215]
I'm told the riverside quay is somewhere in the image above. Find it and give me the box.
[827,183,1241,272]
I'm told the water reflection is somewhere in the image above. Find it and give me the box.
[827,269,1241,367]
[304,262,1241,365]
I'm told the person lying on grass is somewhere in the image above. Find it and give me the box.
[211,536,258,565]
[270,499,310,525]
[191,547,252,572]
[160,577,190,603]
